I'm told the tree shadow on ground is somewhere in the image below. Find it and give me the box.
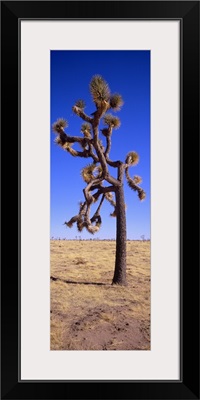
[50,275,108,286]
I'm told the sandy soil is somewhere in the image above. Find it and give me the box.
[50,240,150,350]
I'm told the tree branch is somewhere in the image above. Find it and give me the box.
[93,126,108,175]
[59,130,90,145]
[88,142,99,163]
[64,184,116,234]
[95,194,105,214]
[67,148,90,158]
[83,178,104,204]
[91,127,121,186]
[90,183,103,192]
[104,135,111,157]
[125,166,146,200]
[55,131,98,159]
[72,106,93,123]
[93,185,116,201]
[106,174,121,187]
[90,194,105,226]
[106,158,122,168]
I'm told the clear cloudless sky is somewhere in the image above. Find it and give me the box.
[51,50,150,240]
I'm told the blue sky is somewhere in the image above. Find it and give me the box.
[51,51,150,240]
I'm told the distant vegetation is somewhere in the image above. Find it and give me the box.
[51,237,150,241]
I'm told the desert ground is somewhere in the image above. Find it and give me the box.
[50,240,150,350]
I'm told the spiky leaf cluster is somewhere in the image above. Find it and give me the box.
[105,192,116,207]
[91,214,102,227]
[133,175,142,184]
[63,142,78,157]
[88,226,99,234]
[81,163,102,183]
[65,199,102,234]
[103,114,121,129]
[55,137,78,157]
[126,172,146,202]
[61,141,71,150]
[52,118,68,133]
[75,99,86,109]
[64,215,79,228]
[81,123,91,138]
[125,151,139,166]
[105,192,113,201]
[54,136,62,146]
[90,75,110,104]
[78,217,101,234]
[72,105,82,116]
[105,192,116,217]
[110,210,117,217]
[109,93,124,111]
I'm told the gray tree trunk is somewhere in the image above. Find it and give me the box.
[112,184,127,285]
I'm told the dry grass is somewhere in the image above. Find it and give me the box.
[50,240,150,350]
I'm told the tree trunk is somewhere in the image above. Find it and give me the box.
[112,184,127,285]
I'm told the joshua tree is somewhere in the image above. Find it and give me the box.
[52,75,145,286]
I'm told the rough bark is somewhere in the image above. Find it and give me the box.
[112,184,127,285]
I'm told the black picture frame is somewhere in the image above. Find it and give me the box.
[1,1,199,399]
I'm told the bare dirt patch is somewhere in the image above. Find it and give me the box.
[50,240,150,350]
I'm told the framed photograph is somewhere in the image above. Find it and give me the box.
[1,1,199,399]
